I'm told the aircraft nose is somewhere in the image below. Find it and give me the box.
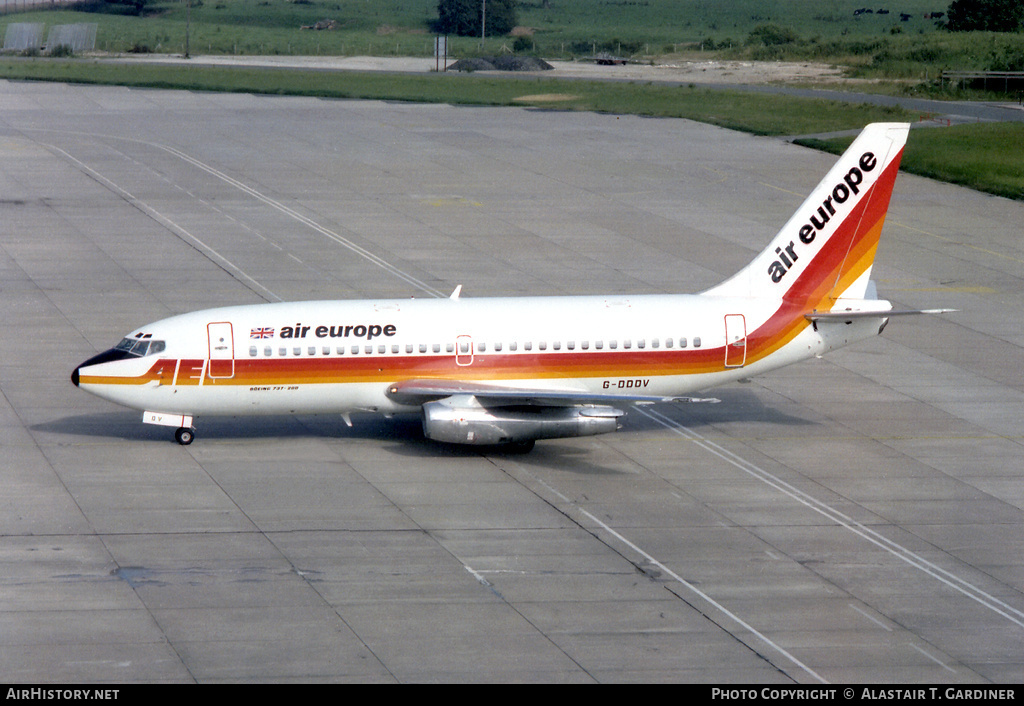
[72,347,133,389]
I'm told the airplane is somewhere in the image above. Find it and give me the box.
[72,122,945,450]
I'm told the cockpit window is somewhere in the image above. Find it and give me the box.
[115,338,166,357]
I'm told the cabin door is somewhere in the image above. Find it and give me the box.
[207,322,235,379]
[724,314,747,368]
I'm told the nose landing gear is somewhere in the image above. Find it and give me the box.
[143,412,196,445]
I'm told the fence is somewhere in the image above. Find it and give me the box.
[941,71,1024,93]
[2,22,96,52]
[3,22,43,51]
[46,22,97,53]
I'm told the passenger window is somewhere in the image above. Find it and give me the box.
[293,347,301,356]
[323,347,330,355]
[665,338,673,348]
[477,342,486,353]
[637,339,645,349]
[308,346,316,356]
[694,337,701,348]
[623,340,631,350]
[680,338,687,348]
[595,341,603,350]
[539,342,547,351]
[509,342,517,352]
[249,346,257,357]
[609,341,617,350]
[392,345,399,354]
[432,344,441,353]
[494,342,502,352]
[279,347,287,356]
[406,344,413,354]
[265,346,272,356]
[552,342,561,351]
[419,344,427,354]
[524,342,532,351]
[447,343,455,353]
[351,346,360,355]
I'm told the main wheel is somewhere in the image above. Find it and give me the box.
[174,427,195,445]
[504,439,536,454]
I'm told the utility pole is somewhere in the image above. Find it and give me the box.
[184,0,191,59]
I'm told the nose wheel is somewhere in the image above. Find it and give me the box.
[174,427,195,445]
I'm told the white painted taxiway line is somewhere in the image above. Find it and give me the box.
[501,457,829,684]
[30,129,447,301]
[157,143,448,299]
[636,406,1024,631]
[39,140,284,304]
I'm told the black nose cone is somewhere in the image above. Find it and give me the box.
[72,348,134,389]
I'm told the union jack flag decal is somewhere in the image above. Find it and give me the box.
[250,327,275,339]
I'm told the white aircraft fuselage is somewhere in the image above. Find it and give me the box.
[72,123,919,448]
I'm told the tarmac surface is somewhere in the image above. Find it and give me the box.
[1,80,1023,683]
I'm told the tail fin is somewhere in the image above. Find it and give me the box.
[704,123,909,311]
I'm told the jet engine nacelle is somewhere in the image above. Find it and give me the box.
[421,398,622,446]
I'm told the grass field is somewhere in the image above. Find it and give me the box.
[798,123,1024,200]
[0,0,1021,200]
[0,0,972,58]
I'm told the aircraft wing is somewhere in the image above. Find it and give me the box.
[385,378,717,407]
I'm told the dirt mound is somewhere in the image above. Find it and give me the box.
[449,56,553,72]
[300,19,339,31]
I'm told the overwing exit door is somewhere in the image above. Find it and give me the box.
[455,334,474,366]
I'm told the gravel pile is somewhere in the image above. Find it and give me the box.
[449,56,554,72]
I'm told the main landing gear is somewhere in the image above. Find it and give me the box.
[174,427,195,445]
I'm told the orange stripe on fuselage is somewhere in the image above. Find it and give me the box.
[79,345,735,390]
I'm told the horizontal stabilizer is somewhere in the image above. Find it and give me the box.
[807,307,956,322]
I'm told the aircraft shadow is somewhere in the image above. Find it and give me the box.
[625,387,815,431]
[35,387,813,456]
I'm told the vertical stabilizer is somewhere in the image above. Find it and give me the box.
[703,123,908,312]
